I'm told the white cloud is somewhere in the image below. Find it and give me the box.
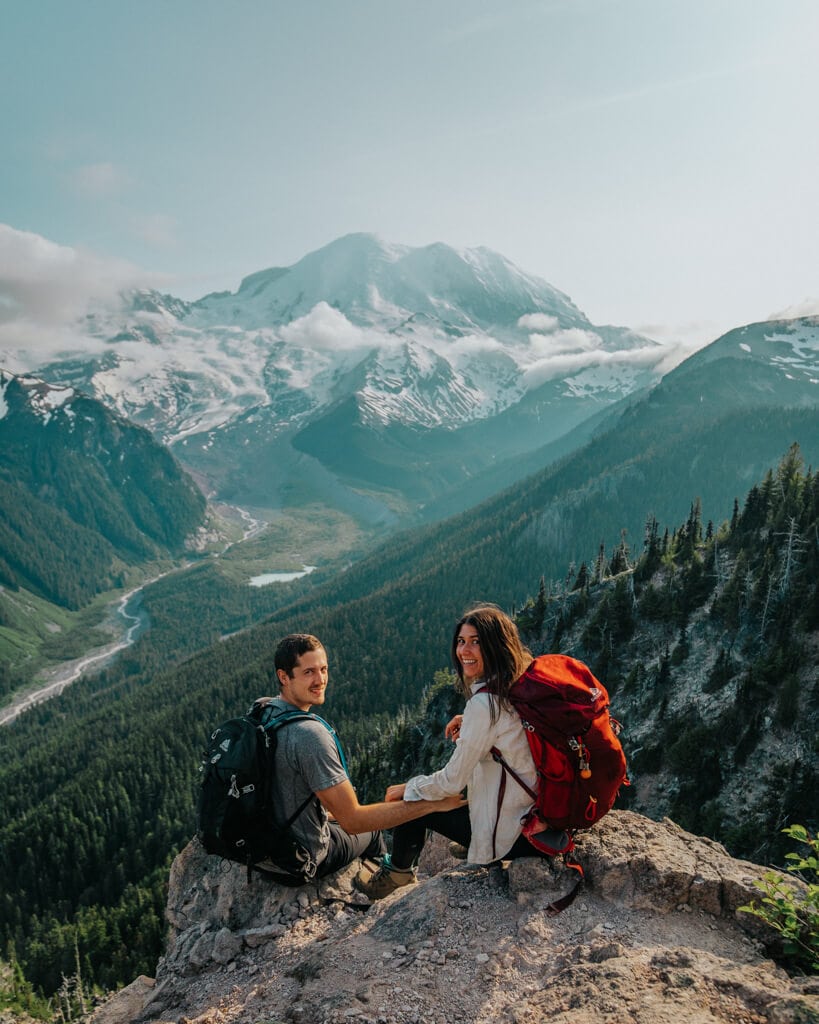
[517,312,559,332]
[523,342,666,388]
[279,301,379,352]
[0,224,145,323]
[0,223,149,368]
[527,327,602,358]
[447,332,506,356]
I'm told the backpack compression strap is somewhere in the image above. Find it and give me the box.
[488,743,585,911]
[545,857,585,915]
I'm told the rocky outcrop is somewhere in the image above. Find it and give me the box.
[93,811,818,1024]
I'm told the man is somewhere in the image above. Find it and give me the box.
[260,633,464,879]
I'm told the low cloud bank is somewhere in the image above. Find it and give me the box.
[517,314,676,386]
[523,343,669,388]
[517,312,559,332]
[0,223,150,369]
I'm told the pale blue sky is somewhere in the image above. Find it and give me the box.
[2,0,818,348]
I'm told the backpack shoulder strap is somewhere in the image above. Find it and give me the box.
[476,685,537,801]
[250,701,350,775]
[301,712,350,775]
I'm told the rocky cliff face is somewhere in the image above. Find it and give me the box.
[94,812,818,1024]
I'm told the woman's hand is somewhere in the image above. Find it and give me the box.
[445,714,464,742]
[435,792,468,812]
[385,783,406,802]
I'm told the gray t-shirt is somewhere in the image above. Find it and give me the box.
[261,697,348,865]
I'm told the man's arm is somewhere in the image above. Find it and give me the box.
[315,779,465,834]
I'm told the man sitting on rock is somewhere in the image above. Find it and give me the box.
[259,633,464,879]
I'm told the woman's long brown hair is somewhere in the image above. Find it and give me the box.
[451,604,532,719]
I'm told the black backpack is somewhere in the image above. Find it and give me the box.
[196,698,342,884]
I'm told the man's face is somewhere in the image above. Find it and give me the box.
[278,647,329,710]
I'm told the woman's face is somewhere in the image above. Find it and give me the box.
[456,623,485,681]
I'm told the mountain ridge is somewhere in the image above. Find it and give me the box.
[212,232,585,331]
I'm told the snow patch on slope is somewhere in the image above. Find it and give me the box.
[17,376,75,424]
[763,322,819,383]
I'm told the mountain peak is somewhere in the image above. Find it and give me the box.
[189,234,585,335]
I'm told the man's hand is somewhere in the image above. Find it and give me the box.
[385,783,406,802]
[316,779,465,833]
[444,714,463,742]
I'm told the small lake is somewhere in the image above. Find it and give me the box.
[249,565,317,587]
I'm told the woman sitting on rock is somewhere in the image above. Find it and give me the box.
[355,603,568,899]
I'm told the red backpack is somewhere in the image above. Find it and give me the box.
[490,654,628,861]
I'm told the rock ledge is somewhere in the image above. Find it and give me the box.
[93,811,819,1024]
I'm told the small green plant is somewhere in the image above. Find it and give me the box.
[738,824,819,973]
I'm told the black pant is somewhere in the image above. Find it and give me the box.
[317,823,385,878]
[390,806,549,870]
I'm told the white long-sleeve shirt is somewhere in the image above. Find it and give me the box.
[403,680,537,863]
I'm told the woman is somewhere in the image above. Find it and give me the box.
[355,604,568,900]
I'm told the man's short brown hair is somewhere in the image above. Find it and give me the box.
[274,633,324,679]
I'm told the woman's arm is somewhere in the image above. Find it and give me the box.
[402,696,495,801]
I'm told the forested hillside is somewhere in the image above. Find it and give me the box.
[0,371,206,610]
[0,370,208,694]
[1,446,817,1006]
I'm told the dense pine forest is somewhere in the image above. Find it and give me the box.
[1,445,818,1014]
[0,373,206,611]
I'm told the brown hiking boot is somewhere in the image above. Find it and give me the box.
[354,861,416,900]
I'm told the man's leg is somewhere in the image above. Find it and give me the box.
[317,824,386,878]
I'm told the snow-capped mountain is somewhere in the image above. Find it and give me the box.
[4,234,674,521]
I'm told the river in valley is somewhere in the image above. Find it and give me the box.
[0,505,278,727]
[0,582,153,726]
